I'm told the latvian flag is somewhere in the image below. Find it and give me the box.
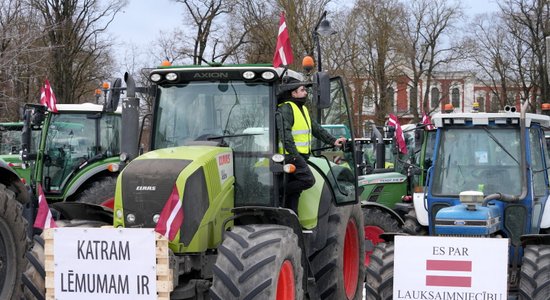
[33,184,57,229]
[155,185,184,241]
[426,259,472,287]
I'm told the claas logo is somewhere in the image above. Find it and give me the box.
[218,154,231,165]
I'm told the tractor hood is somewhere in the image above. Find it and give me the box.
[114,145,234,248]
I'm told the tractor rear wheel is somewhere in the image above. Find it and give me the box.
[363,207,401,267]
[22,219,111,300]
[310,204,365,299]
[210,224,304,300]
[0,183,29,300]
[519,244,550,299]
[74,176,117,207]
[365,242,394,300]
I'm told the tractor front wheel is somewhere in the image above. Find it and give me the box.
[519,244,550,299]
[363,207,401,267]
[310,204,365,299]
[210,224,304,300]
[0,183,29,300]
[365,242,394,300]
[74,176,117,207]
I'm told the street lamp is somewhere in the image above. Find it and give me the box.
[312,11,336,72]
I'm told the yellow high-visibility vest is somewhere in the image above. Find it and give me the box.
[278,101,312,154]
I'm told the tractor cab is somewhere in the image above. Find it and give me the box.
[21,103,122,201]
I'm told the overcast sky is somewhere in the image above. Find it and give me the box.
[106,0,500,71]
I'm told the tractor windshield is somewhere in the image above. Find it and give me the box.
[154,81,270,150]
[154,81,273,205]
[431,126,521,196]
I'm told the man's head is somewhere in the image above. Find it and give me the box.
[277,77,309,102]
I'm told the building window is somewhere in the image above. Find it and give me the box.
[490,95,500,112]
[451,88,460,108]
[431,87,440,108]
[476,96,485,112]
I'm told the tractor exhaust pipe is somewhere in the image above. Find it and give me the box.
[371,124,385,169]
[120,72,140,165]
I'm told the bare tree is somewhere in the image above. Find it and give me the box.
[466,13,514,111]
[499,0,549,112]
[173,0,248,65]
[399,0,464,121]
[353,0,404,125]
[30,0,126,104]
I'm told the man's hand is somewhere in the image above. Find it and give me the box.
[333,137,347,148]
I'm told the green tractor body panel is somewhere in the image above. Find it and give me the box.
[358,172,407,208]
[24,103,122,201]
[114,146,235,253]
[0,122,40,182]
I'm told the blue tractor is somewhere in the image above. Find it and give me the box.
[366,105,550,299]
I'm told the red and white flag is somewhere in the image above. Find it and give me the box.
[33,184,57,229]
[422,113,435,130]
[425,259,472,287]
[272,12,294,68]
[40,79,58,112]
[388,114,407,154]
[155,185,184,241]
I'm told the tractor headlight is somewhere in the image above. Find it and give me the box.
[150,73,162,82]
[272,154,285,163]
[165,72,178,81]
[153,214,160,224]
[261,71,275,80]
[126,213,136,224]
[116,209,123,219]
[243,71,255,79]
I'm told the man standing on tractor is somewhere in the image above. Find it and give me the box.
[276,77,347,212]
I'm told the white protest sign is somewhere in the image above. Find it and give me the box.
[394,236,508,299]
[52,227,157,300]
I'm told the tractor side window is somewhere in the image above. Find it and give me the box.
[44,114,95,191]
[99,114,121,157]
[530,128,547,197]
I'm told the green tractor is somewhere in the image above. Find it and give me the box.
[108,63,366,299]
[358,121,436,264]
[0,122,40,182]
[20,101,122,207]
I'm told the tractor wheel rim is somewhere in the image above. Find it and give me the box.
[364,225,384,266]
[276,260,295,300]
[344,219,359,299]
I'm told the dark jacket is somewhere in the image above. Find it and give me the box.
[276,101,337,157]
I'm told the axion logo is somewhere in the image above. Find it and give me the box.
[193,72,229,79]
[136,186,156,191]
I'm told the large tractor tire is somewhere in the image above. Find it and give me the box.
[22,219,111,300]
[365,242,394,300]
[210,224,304,300]
[0,183,29,300]
[402,209,428,236]
[519,244,550,299]
[309,204,365,300]
[74,176,117,206]
[363,207,401,267]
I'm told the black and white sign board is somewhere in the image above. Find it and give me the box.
[52,227,157,299]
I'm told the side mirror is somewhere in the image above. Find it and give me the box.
[105,78,122,112]
[312,71,331,109]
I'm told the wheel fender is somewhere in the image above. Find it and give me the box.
[412,191,429,226]
[540,195,550,229]
[0,164,31,205]
[64,164,116,198]
[361,202,404,226]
